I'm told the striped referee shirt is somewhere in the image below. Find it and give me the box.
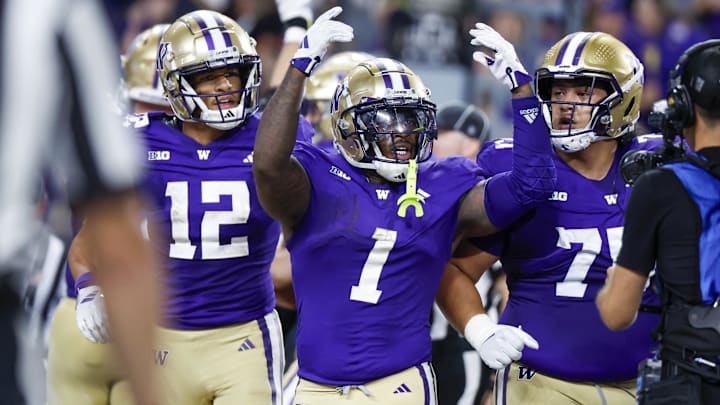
[0,0,144,264]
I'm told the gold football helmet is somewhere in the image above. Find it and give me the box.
[535,32,644,152]
[157,10,261,130]
[121,24,170,107]
[305,51,374,142]
[330,58,436,182]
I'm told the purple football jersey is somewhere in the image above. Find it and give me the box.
[287,143,483,385]
[472,134,664,382]
[133,111,312,329]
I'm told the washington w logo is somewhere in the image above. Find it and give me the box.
[604,193,618,205]
[518,366,536,380]
[153,349,169,366]
[197,150,211,160]
[376,189,390,200]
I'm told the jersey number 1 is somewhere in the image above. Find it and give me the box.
[350,228,397,304]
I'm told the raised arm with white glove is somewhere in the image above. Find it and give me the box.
[469,22,556,230]
[75,272,110,344]
[464,314,539,369]
[290,6,354,77]
[469,23,532,92]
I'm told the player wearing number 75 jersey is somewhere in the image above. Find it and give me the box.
[255,8,556,405]
[440,32,665,405]
[127,10,312,405]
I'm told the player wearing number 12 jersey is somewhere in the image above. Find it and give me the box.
[134,10,312,404]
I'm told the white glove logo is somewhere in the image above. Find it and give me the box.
[290,7,354,76]
[469,23,531,91]
[76,285,110,344]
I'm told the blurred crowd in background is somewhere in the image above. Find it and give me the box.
[101,0,719,142]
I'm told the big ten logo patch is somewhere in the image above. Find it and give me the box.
[518,366,536,380]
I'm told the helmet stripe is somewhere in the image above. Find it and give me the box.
[375,58,410,90]
[382,73,393,89]
[376,59,387,71]
[400,73,411,89]
[192,12,233,51]
[555,36,571,64]
[571,33,594,65]
[192,14,216,50]
[558,32,593,66]
[212,14,233,48]
[387,73,410,89]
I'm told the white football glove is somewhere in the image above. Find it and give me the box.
[464,314,539,369]
[275,0,313,43]
[469,23,532,91]
[76,285,110,344]
[290,7,354,76]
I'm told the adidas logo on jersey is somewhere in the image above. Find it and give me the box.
[148,150,170,161]
[237,338,256,352]
[197,149,211,160]
[519,107,539,124]
[243,152,254,164]
[329,166,351,181]
[393,383,412,394]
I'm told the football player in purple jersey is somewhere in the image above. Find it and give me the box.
[46,24,172,405]
[439,32,665,405]
[68,9,317,405]
[255,8,556,404]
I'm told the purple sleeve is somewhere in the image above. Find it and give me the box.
[476,138,513,177]
[483,96,555,229]
[296,115,315,143]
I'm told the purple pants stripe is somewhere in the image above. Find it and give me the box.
[259,316,278,405]
[417,364,430,405]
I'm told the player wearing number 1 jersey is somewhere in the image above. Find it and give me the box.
[255,9,556,405]
[442,32,664,405]
[131,10,311,404]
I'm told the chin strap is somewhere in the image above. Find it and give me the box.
[396,158,425,218]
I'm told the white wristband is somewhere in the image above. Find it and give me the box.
[463,314,496,349]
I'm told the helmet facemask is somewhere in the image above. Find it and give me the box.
[336,101,436,182]
[536,32,645,153]
[537,71,621,152]
[167,55,261,130]
[157,10,262,130]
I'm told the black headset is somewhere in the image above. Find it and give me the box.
[665,39,720,132]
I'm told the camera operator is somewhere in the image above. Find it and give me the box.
[597,39,720,404]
